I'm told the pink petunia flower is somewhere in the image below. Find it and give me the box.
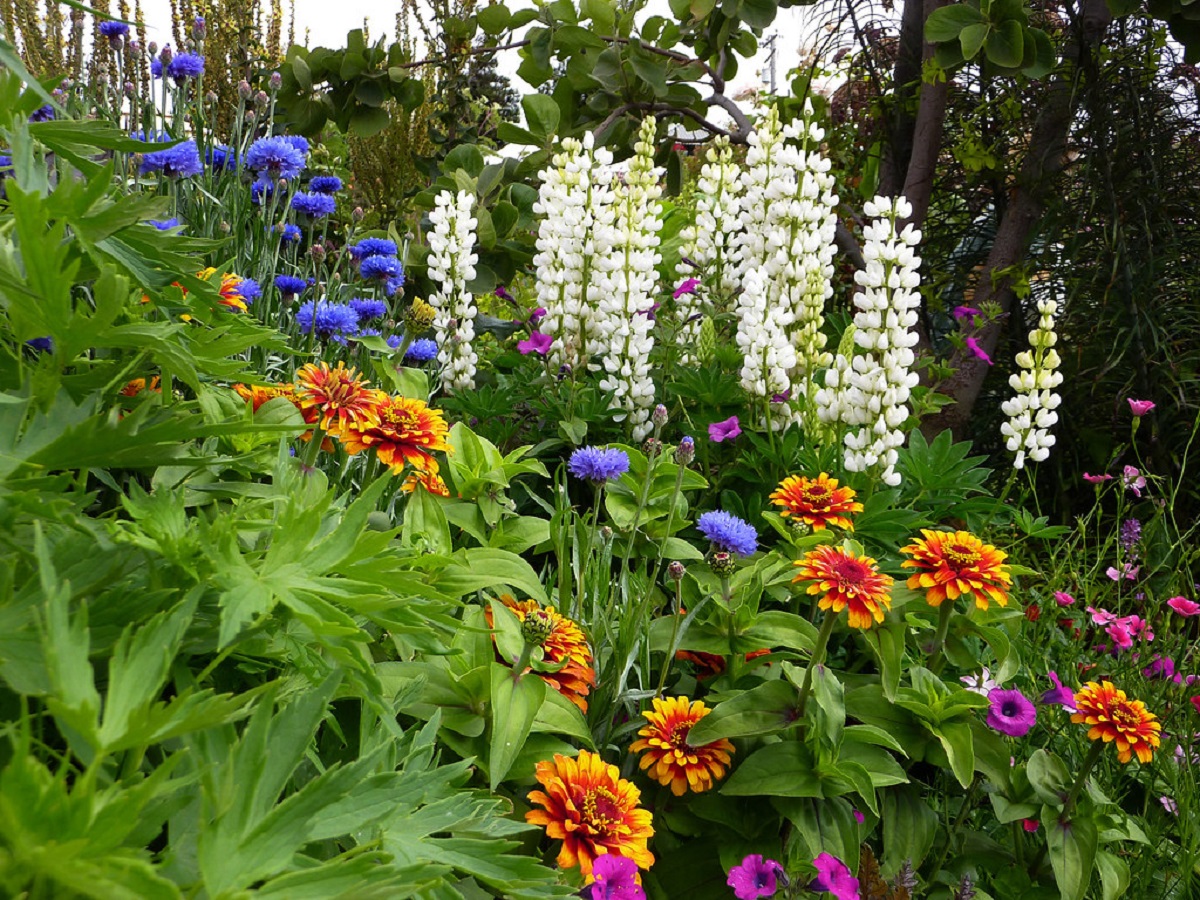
[1168,596,1200,617]
[965,336,993,365]
[1053,591,1076,607]
[1106,621,1134,650]
[1128,399,1156,416]
[810,853,859,900]
[709,415,741,443]
[517,331,553,356]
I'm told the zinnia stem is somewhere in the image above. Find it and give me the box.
[796,609,838,722]
[927,601,956,669]
[1063,740,1106,815]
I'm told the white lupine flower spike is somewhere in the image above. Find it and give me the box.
[428,189,481,393]
[1000,297,1063,469]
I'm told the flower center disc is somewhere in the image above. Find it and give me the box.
[831,556,870,585]
[582,787,622,832]
[945,543,982,567]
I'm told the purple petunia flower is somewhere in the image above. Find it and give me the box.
[810,852,859,900]
[140,139,203,178]
[986,688,1037,737]
[360,254,403,281]
[568,447,631,483]
[295,299,359,339]
[588,854,645,900]
[245,136,306,183]
[696,510,757,557]
[350,297,387,321]
[1040,671,1075,710]
[673,277,700,299]
[1142,655,1178,682]
[708,415,741,442]
[274,274,308,297]
[518,331,553,356]
[965,336,992,365]
[309,175,343,194]
[727,855,785,900]
[166,51,205,80]
[350,237,398,259]
[291,191,337,218]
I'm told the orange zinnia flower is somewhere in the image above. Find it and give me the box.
[401,466,452,498]
[234,381,332,448]
[526,749,655,878]
[769,472,863,531]
[630,697,734,796]
[294,362,385,436]
[120,376,161,397]
[338,394,450,475]
[487,596,595,711]
[900,529,1011,610]
[793,544,894,630]
[1071,680,1161,764]
[197,266,251,312]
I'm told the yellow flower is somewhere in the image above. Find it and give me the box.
[630,697,734,796]
[338,394,451,475]
[294,361,385,436]
[769,472,862,530]
[900,529,1011,610]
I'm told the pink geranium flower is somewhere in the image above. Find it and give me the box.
[709,415,741,442]
[1168,596,1200,617]
[1128,399,1156,416]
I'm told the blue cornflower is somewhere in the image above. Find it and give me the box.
[291,191,337,218]
[295,300,359,339]
[274,274,308,296]
[148,217,180,230]
[29,105,55,122]
[140,139,203,178]
[25,337,53,352]
[98,20,129,39]
[350,297,387,321]
[251,181,275,205]
[151,57,162,78]
[696,510,757,557]
[568,446,631,483]
[167,51,205,80]
[130,129,170,143]
[309,175,342,194]
[245,136,306,183]
[207,143,238,171]
[350,237,397,259]
[0,154,10,169]
[283,135,309,156]
[397,336,438,362]
[356,327,381,338]
[360,254,402,281]
[239,278,262,304]
[280,223,301,242]
[385,274,405,297]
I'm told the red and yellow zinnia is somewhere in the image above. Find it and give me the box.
[486,596,595,711]
[338,393,451,475]
[197,266,252,312]
[1071,680,1161,764]
[769,472,863,531]
[526,749,654,878]
[630,697,734,796]
[293,361,386,437]
[900,529,1012,611]
[793,544,894,630]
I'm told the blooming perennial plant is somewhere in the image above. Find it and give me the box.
[1000,297,1063,468]
[629,697,734,795]
[427,189,480,392]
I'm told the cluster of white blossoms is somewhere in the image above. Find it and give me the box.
[532,132,615,371]
[1000,297,1063,468]
[819,195,922,486]
[427,189,480,393]
[594,117,664,440]
[675,136,742,360]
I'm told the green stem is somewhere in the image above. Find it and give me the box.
[927,601,956,669]
[618,444,659,575]
[796,609,838,722]
[1063,740,1105,815]
[573,485,605,621]
[301,423,326,470]
[654,579,686,698]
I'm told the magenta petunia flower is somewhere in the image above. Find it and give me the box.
[986,688,1037,737]
[588,854,646,900]
[1168,596,1200,617]
[709,415,741,442]
[673,277,701,299]
[852,809,865,824]
[810,853,859,900]
[727,855,784,899]
[1128,399,1156,416]
[517,331,553,356]
[1041,671,1076,710]
[1083,472,1113,484]
[1053,591,1076,607]
[953,305,981,322]
[1087,605,1117,625]
[965,336,992,365]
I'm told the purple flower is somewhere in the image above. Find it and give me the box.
[350,297,387,322]
[402,337,438,362]
[673,277,700,299]
[29,105,55,122]
[274,274,308,297]
[245,136,306,183]
[206,143,239,171]
[166,51,205,80]
[708,415,741,442]
[238,278,261,304]
[518,331,553,356]
[291,191,337,218]
[696,510,757,557]
[568,447,630,483]
[1143,656,1177,681]
[588,854,645,900]
[770,389,791,403]
[1040,671,1075,710]
[810,853,859,900]
[727,855,784,900]
[98,20,129,40]
[350,237,398,259]
[280,224,301,242]
[986,688,1037,737]
[25,337,53,353]
[965,336,992,365]
[1106,563,1139,582]
[148,217,180,231]
[295,300,359,339]
[309,175,343,194]
[495,285,514,301]
[953,305,981,322]
[140,140,203,178]
[1119,518,1142,550]
[360,254,403,282]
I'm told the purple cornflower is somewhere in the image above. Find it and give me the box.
[1041,671,1076,710]
[350,237,398,259]
[140,140,203,178]
[1120,518,1142,551]
[98,20,129,41]
[727,855,785,900]
[207,144,238,171]
[360,254,403,281]
[986,688,1037,737]
[810,852,859,900]
[29,105,55,122]
[25,337,53,353]
[166,51,205,80]
[696,510,757,557]
[350,297,387,321]
[295,300,359,339]
[309,175,342,194]
[384,274,405,296]
[587,854,645,900]
[708,415,741,442]
[568,447,631,483]
[518,331,553,355]
[245,136,306,183]
[283,135,309,156]
[280,223,301,242]
[238,279,261,304]
[389,336,438,362]
[291,191,337,218]
[274,274,308,297]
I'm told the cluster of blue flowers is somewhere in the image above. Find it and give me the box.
[274,274,309,297]
[296,300,359,341]
[207,144,238,171]
[309,175,343,195]
[291,191,336,218]
[140,139,203,178]
[350,238,397,259]
[167,52,205,80]
[98,20,129,41]
[349,297,387,321]
[387,335,439,363]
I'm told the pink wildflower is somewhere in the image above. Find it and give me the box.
[1128,399,1156,416]
[1122,465,1146,497]
[1083,472,1113,484]
[1168,596,1200,617]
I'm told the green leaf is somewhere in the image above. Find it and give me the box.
[985,18,1025,67]
[522,94,561,141]
[1026,748,1072,807]
[1042,805,1098,900]
[1095,849,1129,900]
[1022,26,1057,78]
[431,549,548,603]
[488,662,547,789]
[960,22,990,57]
[532,687,595,747]
[722,741,823,797]
[477,4,512,34]
[349,105,391,137]
[861,617,905,701]
[925,3,987,41]
[687,679,800,744]
[737,0,778,29]
[929,720,974,787]
[580,0,616,31]
[810,664,845,749]
[628,45,669,97]
[882,785,938,872]
[401,485,452,555]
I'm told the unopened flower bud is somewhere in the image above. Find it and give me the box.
[128,39,141,53]
[309,243,326,263]
[674,435,695,466]
[653,403,668,427]
[697,316,716,364]
[123,81,134,96]
[244,110,256,124]
[205,90,218,104]
[159,45,173,65]
[269,71,282,91]
[219,221,230,234]
[521,609,555,647]
[237,79,252,100]
[600,526,613,542]
[352,206,365,221]
[254,91,269,109]
[709,551,735,577]
[643,437,663,459]
[668,561,686,581]
[148,41,158,55]
[405,298,437,331]
[192,16,206,39]
[789,519,811,537]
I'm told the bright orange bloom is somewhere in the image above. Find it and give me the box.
[900,529,1012,610]
[338,394,450,475]
[401,465,451,498]
[487,596,595,711]
[630,697,734,796]
[526,749,654,878]
[234,382,302,413]
[793,544,894,629]
[1071,681,1161,764]
[120,376,161,397]
[294,362,385,436]
[770,473,863,531]
[197,266,251,312]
